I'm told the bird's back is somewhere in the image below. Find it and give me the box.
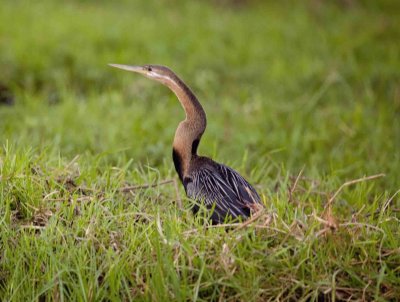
[183,156,261,224]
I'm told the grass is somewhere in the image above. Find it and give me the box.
[0,0,399,300]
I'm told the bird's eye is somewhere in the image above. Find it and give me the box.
[147,67,152,72]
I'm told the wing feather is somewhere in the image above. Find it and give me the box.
[185,163,261,223]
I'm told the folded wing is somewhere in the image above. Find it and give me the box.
[185,163,261,223]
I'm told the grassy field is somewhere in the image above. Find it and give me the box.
[1,0,399,300]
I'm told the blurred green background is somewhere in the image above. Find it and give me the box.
[0,0,399,185]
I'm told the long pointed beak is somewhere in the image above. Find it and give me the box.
[108,64,145,74]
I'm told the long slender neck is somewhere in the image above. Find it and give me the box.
[163,73,207,181]
[166,76,206,124]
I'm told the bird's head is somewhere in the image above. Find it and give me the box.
[109,64,176,86]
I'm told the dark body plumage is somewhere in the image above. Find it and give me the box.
[174,152,261,224]
[110,63,261,224]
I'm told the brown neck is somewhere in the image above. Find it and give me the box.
[164,73,206,180]
[166,75,206,123]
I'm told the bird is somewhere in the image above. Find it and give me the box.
[109,64,261,224]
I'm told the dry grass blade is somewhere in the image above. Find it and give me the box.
[119,179,174,192]
[173,178,183,209]
[382,188,400,213]
[19,225,46,230]
[288,166,304,203]
[65,154,80,170]
[316,174,385,236]
[233,208,265,232]
[326,173,385,209]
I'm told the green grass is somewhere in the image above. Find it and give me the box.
[1,0,399,300]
